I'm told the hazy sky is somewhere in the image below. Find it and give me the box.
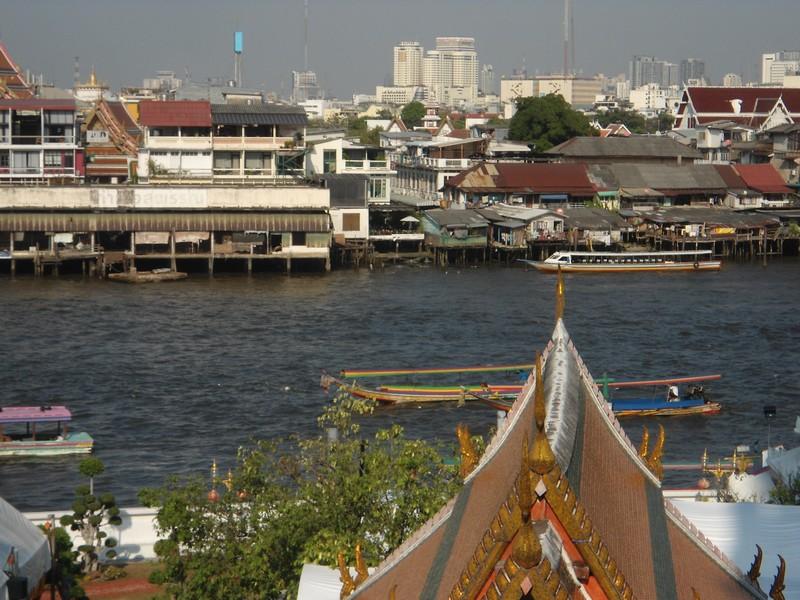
[3,0,799,97]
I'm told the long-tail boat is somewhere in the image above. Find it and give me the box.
[477,374,723,416]
[320,373,520,405]
[0,406,94,457]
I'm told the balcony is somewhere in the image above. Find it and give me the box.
[343,159,390,171]
[4,135,77,146]
[392,155,473,170]
[213,136,301,151]
[147,136,212,150]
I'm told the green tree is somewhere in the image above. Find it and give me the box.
[508,94,596,151]
[140,393,465,599]
[400,101,426,128]
[60,458,121,573]
[644,112,675,134]
[769,475,800,505]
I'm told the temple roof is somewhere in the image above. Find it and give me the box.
[0,42,33,99]
[347,283,767,599]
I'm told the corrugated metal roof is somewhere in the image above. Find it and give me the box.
[561,207,629,230]
[639,207,780,228]
[547,136,700,159]
[0,212,330,233]
[211,103,308,126]
[424,208,489,228]
[446,162,597,195]
[138,100,211,127]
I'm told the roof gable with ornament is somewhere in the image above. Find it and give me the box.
[343,273,773,600]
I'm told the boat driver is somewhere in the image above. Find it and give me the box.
[667,385,680,402]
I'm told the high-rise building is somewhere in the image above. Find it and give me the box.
[480,64,495,95]
[292,70,320,102]
[393,42,424,87]
[762,51,800,85]
[423,37,479,105]
[629,55,679,88]
[679,58,705,85]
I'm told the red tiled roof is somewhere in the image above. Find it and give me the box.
[447,162,598,195]
[733,164,792,194]
[0,98,75,110]
[685,87,800,115]
[445,129,471,139]
[138,100,211,127]
[714,165,747,190]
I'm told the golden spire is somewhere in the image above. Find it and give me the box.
[769,555,786,600]
[457,423,478,479]
[89,66,98,86]
[638,427,650,459]
[747,544,763,588]
[338,552,356,599]
[223,469,234,492]
[555,266,566,321]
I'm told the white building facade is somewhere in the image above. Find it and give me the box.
[762,51,800,85]
[394,42,424,87]
[423,37,479,106]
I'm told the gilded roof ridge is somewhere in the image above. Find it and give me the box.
[663,500,766,598]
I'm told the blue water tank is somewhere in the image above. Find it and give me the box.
[234,32,243,54]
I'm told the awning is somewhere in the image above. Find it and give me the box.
[597,191,619,198]
[0,212,331,233]
[539,194,568,201]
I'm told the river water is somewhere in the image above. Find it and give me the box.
[1,260,799,511]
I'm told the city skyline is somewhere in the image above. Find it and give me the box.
[3,0,799,98]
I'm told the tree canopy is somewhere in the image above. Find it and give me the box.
[508,94,596,151]
[400,101,426,129]
[140,393,467,599]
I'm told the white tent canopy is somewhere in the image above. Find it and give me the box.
[673,500,800,598]
[0,497,50,600]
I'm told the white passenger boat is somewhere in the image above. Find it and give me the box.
[0,406,93,456]
[522,250,721,273]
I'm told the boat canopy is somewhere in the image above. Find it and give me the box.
[0,406,72,424]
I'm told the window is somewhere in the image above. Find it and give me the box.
[0,151,9,168]
[245,152,271,173]
[342,213,361,231]
[44,151,61,167]
[369,177,386,200]
[323,150,336,173]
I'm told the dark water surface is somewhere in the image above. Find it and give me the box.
[2,261,799,510]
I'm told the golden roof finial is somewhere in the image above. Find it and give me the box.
[210,459,218,485]
[646,424,665,481]
[691,588,702,600]
[747,544,763,589]
[338,552,357,599]
[638,427,650,459]
[456,423,478,479]
[533,353,546,431]
[89,66,97,86]
[555,266,566,322]
[512,439,541,569]
[223,469,234,492]
[769,555,786,600]
[354,544,369,586]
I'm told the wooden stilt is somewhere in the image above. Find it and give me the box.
[170,230,177,272]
